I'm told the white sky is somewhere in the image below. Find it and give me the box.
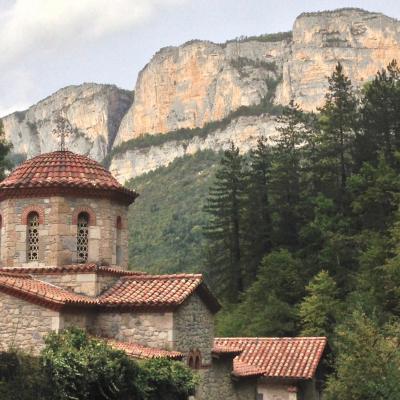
[1,0,399,117]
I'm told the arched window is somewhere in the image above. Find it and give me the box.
[188,354,194,369]
[116,216,122,265]
[27,212,40,261]
[194,354,201,369]
[187,350,201,369]
[77,212,89,263]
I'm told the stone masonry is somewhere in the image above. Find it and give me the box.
[0,196,129,269]
[173,293,214,365]
[0,291,59,352]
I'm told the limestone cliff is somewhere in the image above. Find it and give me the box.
[276,8,400,110]
[2,84,133,161]
[114,40,288,144]
[2,8,400,180]
[110,114,278,183]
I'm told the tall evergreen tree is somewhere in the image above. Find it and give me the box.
[204,143,245,303]
[298,270,341,340]
[270,100,304,248]
[317,62,357,212]
[357,60,400,168]
[241,137,272,286]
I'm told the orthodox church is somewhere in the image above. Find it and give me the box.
[0,149,327,400]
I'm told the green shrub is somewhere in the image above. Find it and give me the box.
[0,328,196,400]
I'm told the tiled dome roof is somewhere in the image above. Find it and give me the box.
[0,151,137,204]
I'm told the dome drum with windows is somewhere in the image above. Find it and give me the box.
[0,151,137,269]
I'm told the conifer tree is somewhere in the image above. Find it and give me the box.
[270,100,304,248]
[357,60,400,168]
[317,62,357,212]
[204,143,245,303]
[241,137,272,286]
[298,270,340,339]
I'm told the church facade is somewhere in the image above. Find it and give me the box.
[0,150,326,400]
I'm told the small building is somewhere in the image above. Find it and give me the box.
[0,150,327,399]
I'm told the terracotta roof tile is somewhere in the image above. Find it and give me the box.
[0,270,219,312]
[0,273,96,309]
[214,337,327,380]
[0,151,137,204]
[98,274,220,312]
[3,264,145,277]
[106,338,183,360]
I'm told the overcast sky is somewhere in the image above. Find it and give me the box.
[1,0,399,117]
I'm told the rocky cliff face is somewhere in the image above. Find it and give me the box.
[2,84,133,161]
[2,8,400,179]
[276,8,400,110]
[110,114,278,183]
[114,40,288,145]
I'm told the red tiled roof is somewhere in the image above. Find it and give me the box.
[214,337,327,380]
[0,151,137,204]
[212,344,243,356]
[98,274,220,313]
[0,273,96,310]
[3,264,145,277]
[0,270,219,312]
[106,338,183,360]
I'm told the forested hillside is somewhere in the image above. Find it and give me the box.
[201,61,400,398]
[126,151,220,274]
[127,60,400,397]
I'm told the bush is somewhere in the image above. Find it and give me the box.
[0,328,196,400]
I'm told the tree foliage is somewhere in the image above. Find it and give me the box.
[0,329,196,400]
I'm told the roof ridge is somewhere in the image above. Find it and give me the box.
[122,273,203,281]
[215,336,327,340]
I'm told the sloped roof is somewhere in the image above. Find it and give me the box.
[0,271,220,312]
[214,337,327,380]
[107,338,183,360]
[0,271,96,310]
[3,264,145,277]
[98,274,221,313]
[0,151,137,204]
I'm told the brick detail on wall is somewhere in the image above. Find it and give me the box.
[21,205,45,224]
[72,206,97,225]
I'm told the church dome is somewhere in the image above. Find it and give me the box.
[0,151,137,204]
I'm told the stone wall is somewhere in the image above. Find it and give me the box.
[0,291,59,353]
[0,196,129,268]
[92,311,174,349]
[173,293,214,365]
[257,382,297,400]
[60,310,94,331]
[196,357,257,400]
[33,272,118,296]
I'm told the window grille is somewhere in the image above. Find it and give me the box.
[77,213,89,263]
[27,212,39,261]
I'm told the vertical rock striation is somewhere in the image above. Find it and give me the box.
[2,84,133,161]
[114,40,288,144]
[276,8,400,110]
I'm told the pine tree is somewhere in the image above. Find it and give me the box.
[270,100,304,248]
[317,62,357,212]
[298,270,340,339]
[357,60,400,168]
[203,143,245,303]
[325,312,400,400]
[241,137,272,286]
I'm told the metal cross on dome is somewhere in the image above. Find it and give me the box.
[52,115,73,151]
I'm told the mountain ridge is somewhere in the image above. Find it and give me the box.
[2,7,400,183]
